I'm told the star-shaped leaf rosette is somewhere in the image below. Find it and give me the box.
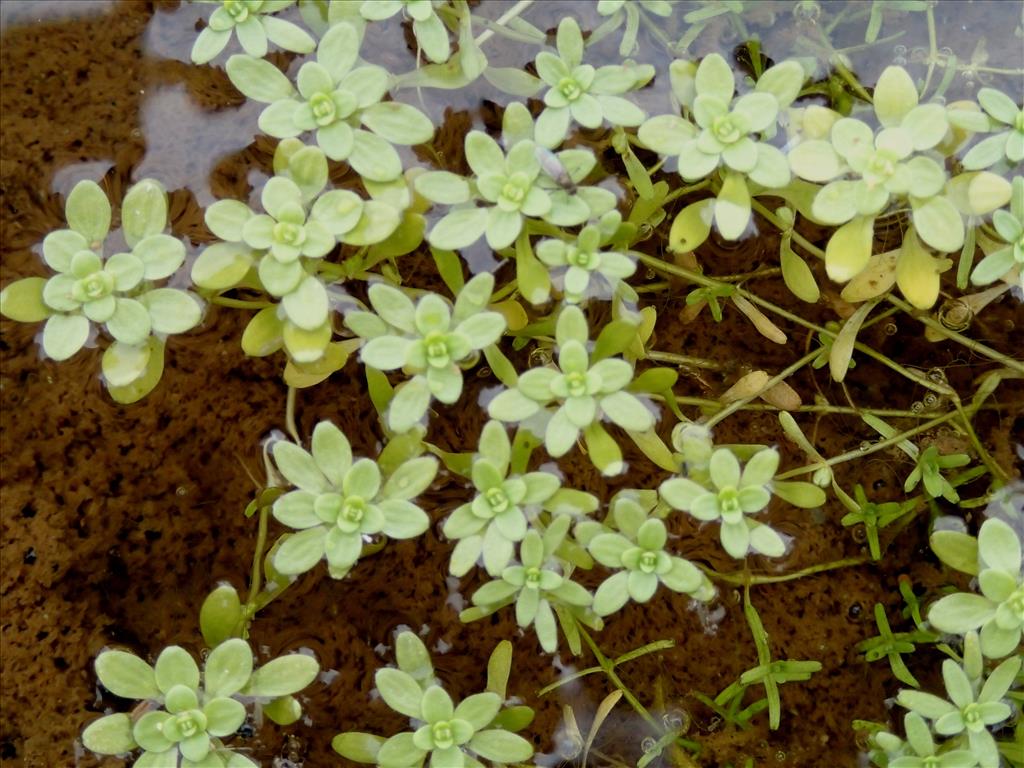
[81,639,319,768]
[659,446,789,559]
[442,419,600,578]
[786,66,967,307]
[486,305,655,475]
[462,514,598,654]
[332,631,535,768]
[190,0,316,65]
[638,53,805,239]
[575,493,716,617]
[191,141,401,365]
[226,22,434,182]
[0,178,202,403]
[269,420,438,579]
[345,273,507,433]
[414,127,617,252]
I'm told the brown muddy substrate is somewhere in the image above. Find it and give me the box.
[1,2,1022,767]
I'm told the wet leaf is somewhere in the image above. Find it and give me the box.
[667,198,714,253]
[779,235,820,303]
[830,300,877,383]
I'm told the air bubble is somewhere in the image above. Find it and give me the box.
[910,401,925,414]
[859,440,872,451]
[641,737,657,753]
[927,367,947,384]
[663,708,690,733]
[922,392,940,409]
[884,322,898,336]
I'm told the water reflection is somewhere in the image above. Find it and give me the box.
[0,0,112,31]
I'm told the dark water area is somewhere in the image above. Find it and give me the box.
[1,1,1022,767]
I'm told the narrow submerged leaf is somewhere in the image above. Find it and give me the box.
[284,340,357,388]
[829,300,877,383]
[486,640,513,698]
[627,427,678,472]
[582,690,623,765]
[896,227,949,310]
[840,250,898,302]
[779,235,819,303]
[332,732,385,762]
[720,370,770,403]
[515,230,550,305]
[732,295,787,344]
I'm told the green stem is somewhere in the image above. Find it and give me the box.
[474,0,534,47]
[776,412,955,479]
[700,557,869,587]
[636,254,954,398]
[749,198,825,260]
[573,626,702,757]
[285,386,301,444]
[653,395,987,418]
[645,350,723,370]
[210,296,273,310]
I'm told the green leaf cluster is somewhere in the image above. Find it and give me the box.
[270,420,438,578]
[191,0,316,64]
[82,638,318,767]
[0,179,200,400]
[346,273,506,432]
[227,22,433,180]
[332,631,534,767]
[487,305,654,475]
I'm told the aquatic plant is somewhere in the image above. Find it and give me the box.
[578,493,715,615]
[638,52,804,238]
[971,175,1024,286]
[497,17,651,149]
[269,420,437,578]
[332,632,535,767]
[465,515,596,652]
[961,87,1024,170]
[487,305,655,474]
[903,444,972,504]
[535,212,638,304]
[442,419,597,577]
[928,517,1024,659]
[359,0,451,63]
[0,179,200,401]
[3,1,1013,765]
[190,0,316,64]
[191,141,401,364]
[895,638,1021,768]
[416,129,615,250]
[227,22,433,180]
[82,638,318,767]
[660,446,786,559]
[870,711,980,768]
[346,274,506,433]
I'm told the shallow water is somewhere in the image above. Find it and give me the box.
[1,1,1022,767]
